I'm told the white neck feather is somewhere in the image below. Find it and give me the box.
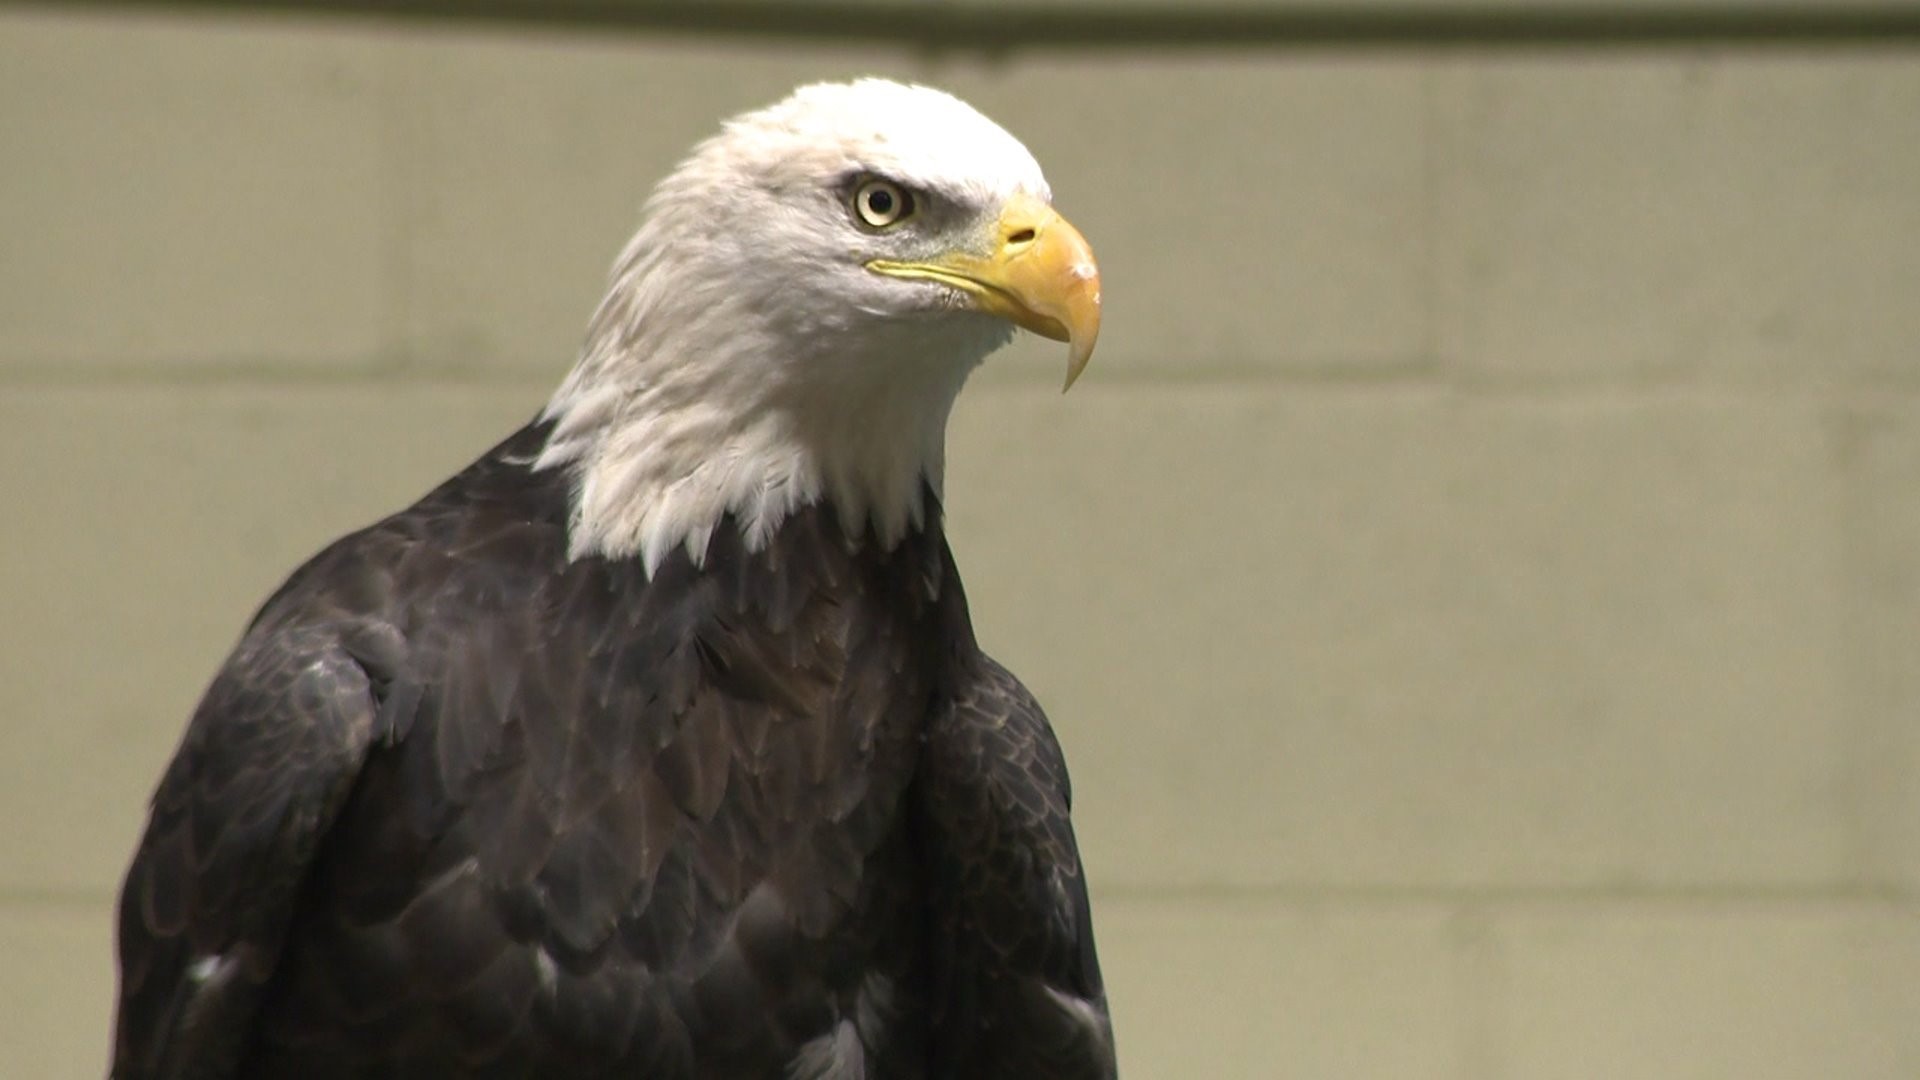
[532,219,1000,575]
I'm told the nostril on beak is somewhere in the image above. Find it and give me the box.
[1006,227,1037,247]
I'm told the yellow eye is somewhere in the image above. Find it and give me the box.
[853,178,915,228]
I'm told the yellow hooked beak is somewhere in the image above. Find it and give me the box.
[866,193,1102,391]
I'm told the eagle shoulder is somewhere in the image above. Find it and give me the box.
[112,605,408,1080]
[917,655,1116,1080]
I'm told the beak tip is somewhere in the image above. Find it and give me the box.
[1061,340,1094,393]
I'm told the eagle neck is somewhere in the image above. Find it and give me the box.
[533,326,980,577]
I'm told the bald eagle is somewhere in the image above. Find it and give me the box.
[112,80,1113,1079]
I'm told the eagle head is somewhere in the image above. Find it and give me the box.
[537,79,1102,572]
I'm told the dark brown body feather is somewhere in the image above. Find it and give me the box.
[112,421,1113,1079]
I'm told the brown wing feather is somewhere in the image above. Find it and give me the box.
[113,623,397,1079]
[917,654,1118,1080]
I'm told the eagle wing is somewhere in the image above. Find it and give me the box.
[918,656,1117,1079]
[112,617,406,1080]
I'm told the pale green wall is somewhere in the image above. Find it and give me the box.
[3,6,1918,1078]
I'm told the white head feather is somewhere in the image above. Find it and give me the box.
[535,79,1053,573]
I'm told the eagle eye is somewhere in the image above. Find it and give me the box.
[852,178,915,229]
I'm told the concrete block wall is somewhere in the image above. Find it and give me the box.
[2,7,1916,1077]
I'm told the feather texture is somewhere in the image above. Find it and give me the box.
[112,422,1113,1078]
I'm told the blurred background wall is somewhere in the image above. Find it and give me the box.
[3,2,1918,1076]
